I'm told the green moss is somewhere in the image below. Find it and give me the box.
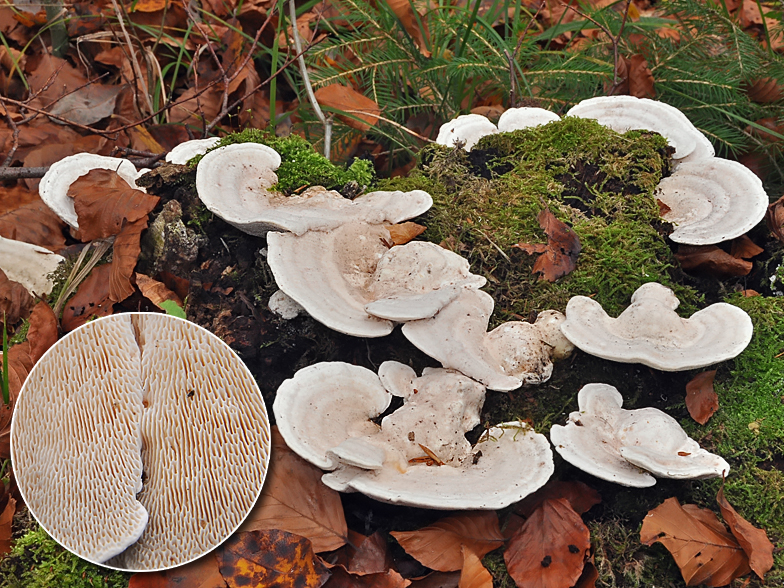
[0,526,130,588]
[196,129,375,194]
[380,118,700,325]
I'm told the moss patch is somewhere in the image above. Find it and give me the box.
[0,526,130,588]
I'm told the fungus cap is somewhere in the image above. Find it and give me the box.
[165,137,221,165]
[39,153,142,228]
[268,289,304,319]
[566,96,714,161]
[560,282,753,371]
[550,383,729,487]
[436,114,498,150]
[0,236,64,296]
[497,107,560,132]
[656,158,768,245]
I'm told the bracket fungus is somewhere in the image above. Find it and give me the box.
[39,153,143,229]
[402,289,573,391]
[655,158,768,245]
[550,383,730,487]
[566,96,715,163]
[273,361,553,509]
[560,282,752,371]
[497,107,561,132]
[165,137,221,165]
[195,143,432,236]
[0,236,64,296]
[12,313,270,571]
[436,114,498,150]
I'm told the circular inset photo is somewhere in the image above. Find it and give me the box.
[10,313,271,572]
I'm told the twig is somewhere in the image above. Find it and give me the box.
[338,109,434,142]
[0,166,49,180]
[0,101,20,168]
[288,0,331,159]
[110,0,154,115]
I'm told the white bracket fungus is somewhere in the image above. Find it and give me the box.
[497,107,561,132]
[268,289,305,320]
[436,114,498,150]
[195,143,432,236]
[273,361,553,509]
[566,96,715,163]
[550,383,730,487]
[39,153,143,229]
[402,289,573,391]
[655,158,768,245]
[0,236,64,296]
[12,313,270,571]
[165,137,221,165]
[560,282,753,371]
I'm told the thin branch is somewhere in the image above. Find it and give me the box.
[0,166,49,180]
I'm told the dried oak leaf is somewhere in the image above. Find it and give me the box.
[391,512,504,572]
[0,269,33,328]
[504,497,590,588]
[685,370,719,425]
[240,427,348,553]
[314,84,381,132]
[69,169,159,242]
[218,529,330,588]
[458,546,492,588]
[0,199,66,252]
[675,245,752,278]
[640,496,751,587]
[384,222,426,246]
[110,218,148,303]
[716,487,774,579]
[128,552,227,588]
[513,208,581,282]
[61,264,114,333]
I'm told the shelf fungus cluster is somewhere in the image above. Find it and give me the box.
[274,361,553,509]
[10,313,270,571]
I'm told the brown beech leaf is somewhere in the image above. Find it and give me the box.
[391,512,504,572]
[504,497,590,588]
[135,273,183,309]
[656,198,671,216]
[0,184,39,215]
[218,529,331,588]
[628,54,655,99]
[407,571,460,588]
[513,208,581,282]
[61,264,114,332]
[241,428,348,553]
[324,567,410,588]
[458,546,492,588]
[746,117,783,144]
[515,480,601,519]
[384,222,426,246]
[110,218,148,304]
[70,169,159,242]
[685,370,719,425]
[0,269,33,327]
[716,487,774,579]
[314,84,381,132]
[0,497,15,556]
[383,0,431,56]
[340,530,391,575]
[128,552,226,588]
[730,235,764,260]
[0,199,66,252]
[746,77,783,103]
[640,497,751,587]
[766,194,784,243]
[675,245,752,278]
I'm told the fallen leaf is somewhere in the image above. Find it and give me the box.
[675,245,752,278]
[61,264,114,332]
[384,222,426,246]
[515,480,602,519]
[572,558,598,588]
[0,497,15,556]
[314,84,381,132]
[716,487,774,579]
[0,199,66,252]
[730,235,764,260]
[135,273,183,310]
[513,208,581,282]
[407,571,460,588]
[48,84,123,126]
[339,530,391,575]
[745,78,782,103]
[746,117,783,143]
[324,567,410,588]
[741,289,760,297]
[0,269,33,328]
[504,498,590,588]
[685,370,719,425]
[70,169,159,242]
[382,0,431,56]
[128,552,227,587]
[218,529,331,588]
[766,194,784,243]
[656,198,671,216]
[241,428,348,553]
[628,54,655,99]
[458,546,492,588]
[110,218,148,303]
[640,497,751,587]
[391,512,505,572]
